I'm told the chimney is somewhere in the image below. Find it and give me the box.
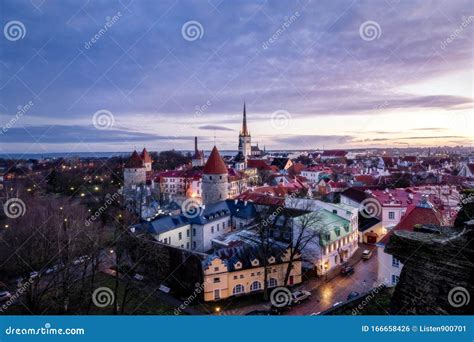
[194,137,198,154]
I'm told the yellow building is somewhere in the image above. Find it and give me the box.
[202,246,302,302]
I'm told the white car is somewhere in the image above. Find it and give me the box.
[362,249,373,260]
[292,290,311,304]
[0,291,12,302]
[133,273,144,281]
[73,255,90,265]
[332,301,343,307]
[29,271,39,279]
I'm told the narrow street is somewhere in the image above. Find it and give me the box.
[287,246,378,315]
[219,244,379,316]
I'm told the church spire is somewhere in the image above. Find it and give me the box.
[241,102,249,136]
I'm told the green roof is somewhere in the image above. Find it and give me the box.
[299,209,352,246]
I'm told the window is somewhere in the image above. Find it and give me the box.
[193,241,196,249]
[392,275,399,285]
[186,242,189,249]
[186,229,190,237]
[214,289,220,300]
[239,274,244,279]
[163,238,168,244]
[268,278,277,288]
[250,281,261,291]
[392,256,400,268]
[251,272,255,276]
[213,277,220,283]
[389,211,395,220]
[335,228,340,236]
[233,275,238,280]
[332,209,337,214]
[178,232,182,240]
[211,227,214,234]
[233,284,244,294]
[214,267,219,272]
[193,228,196,236]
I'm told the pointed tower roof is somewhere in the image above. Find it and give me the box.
[203,146,228,174]
[241,102,249,136]
[125,150,144,168]
[140,148,152,163]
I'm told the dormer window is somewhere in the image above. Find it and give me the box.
[335,228,340,236]
[234,261,242,269]
[251,259,259,267]
[268,256,276,264]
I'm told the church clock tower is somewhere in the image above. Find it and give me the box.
[238,102,251,160]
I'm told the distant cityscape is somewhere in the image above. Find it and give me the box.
[1,105,473,316]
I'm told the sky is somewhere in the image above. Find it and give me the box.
[0,0,473,154]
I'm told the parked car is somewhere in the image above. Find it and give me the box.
[291,290,312,304]
[73,255,90,265]
[0,291,12,302]
[133,273,144,281]
[45,264,62,275]
[362,249,373,260]
[340,264,354,276]
[332,301,343,307]
[29,271,39,279]
[347,291,360,300]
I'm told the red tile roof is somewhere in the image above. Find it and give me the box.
[203,146,228,174]
[247,159,272,171]
[380,205,442,244]
[125,150,144,168]
[140,148,153,163]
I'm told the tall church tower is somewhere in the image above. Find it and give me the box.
[202,146,228,205]
[239,103,251,160]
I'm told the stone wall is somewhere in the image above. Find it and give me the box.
[202,174,228,205]
[385,223,474,314]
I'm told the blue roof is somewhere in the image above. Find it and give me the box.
[147,215,190,235]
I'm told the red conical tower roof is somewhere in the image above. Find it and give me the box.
[203,146,228,174]
[140,148,152,163]
[125,150,144,168]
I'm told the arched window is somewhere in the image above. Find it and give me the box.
[233,284,245,295]
[268,278,278,288]
[250,281,261,292]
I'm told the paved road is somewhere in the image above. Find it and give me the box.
[220,245,379,316]
[287,248,379,315]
